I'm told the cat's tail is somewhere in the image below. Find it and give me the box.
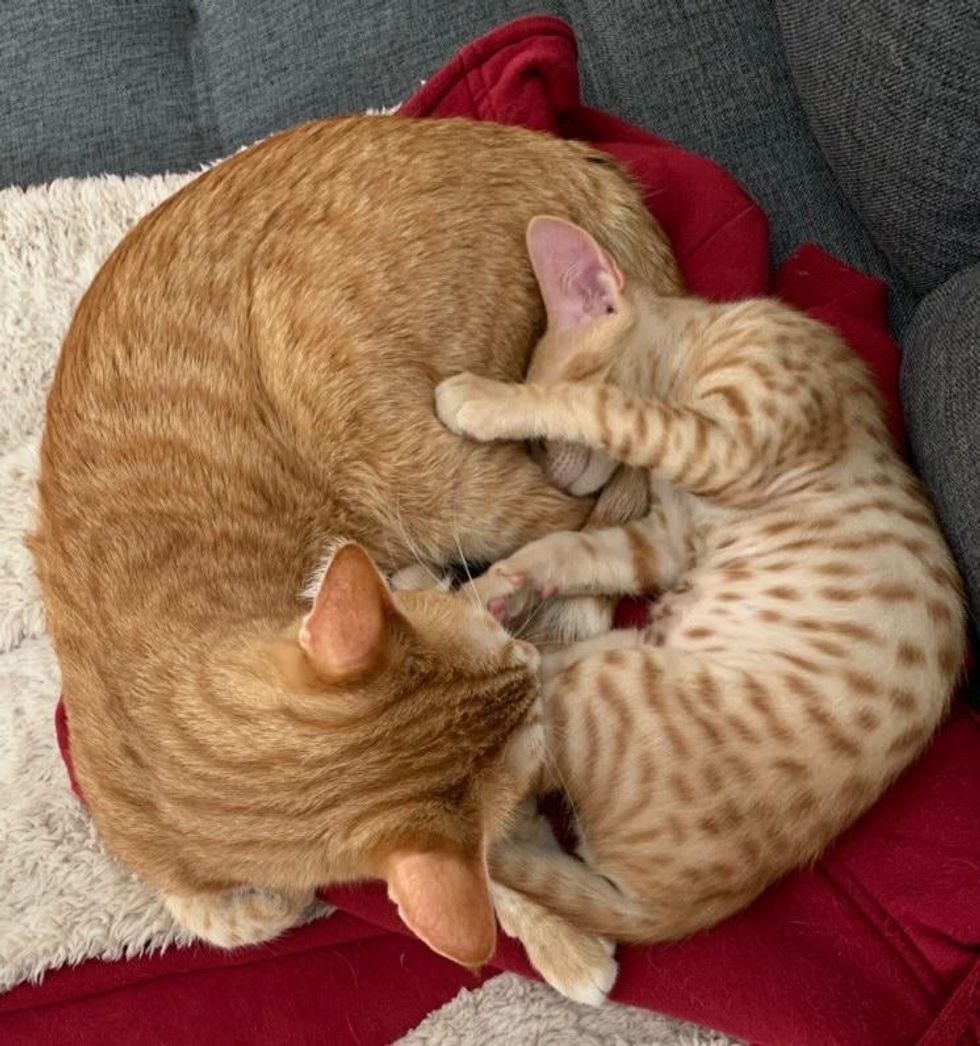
[490,840,749,944]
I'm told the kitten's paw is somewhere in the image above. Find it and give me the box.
[472,567,539,624]
[390,563,447,591]
[492,884,618,1007]
[435,373,518,441]
[473,539,567,624]
[542,934,618,1007]
[165,887,314,950]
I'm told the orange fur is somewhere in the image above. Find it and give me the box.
[29,118,678,963]
[437,217,966,983]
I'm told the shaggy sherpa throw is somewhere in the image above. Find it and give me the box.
[0,167,203,993]
[0,148,736,1045]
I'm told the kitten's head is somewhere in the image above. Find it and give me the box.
[524,215,651,496]
[281,543,542,969]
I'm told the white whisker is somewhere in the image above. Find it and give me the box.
[450,517,482,611]
[390,498,440,585]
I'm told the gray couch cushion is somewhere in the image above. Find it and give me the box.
[190,0,916,325]
[0,0,218,185]
[2,0,915,328]
[901,264,980,635]
[776,0,980,297]
[569,0,915,327]
[189,0,554,150]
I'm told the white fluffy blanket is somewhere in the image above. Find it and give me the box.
[0,153,737,1045]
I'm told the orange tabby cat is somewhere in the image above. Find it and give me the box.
[437,217,965,982]
[30,119,678,970]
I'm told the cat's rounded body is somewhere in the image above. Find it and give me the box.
[30,118,679,965]
[436,218,966,958]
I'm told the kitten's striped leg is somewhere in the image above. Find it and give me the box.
[436,375,752,498]
[491,800,617,1006]
[473,519,677,625]
[521,463,650,646]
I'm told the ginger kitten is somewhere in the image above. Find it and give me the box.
[437,217,965,978]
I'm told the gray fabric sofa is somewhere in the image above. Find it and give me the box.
[3,0,977,639]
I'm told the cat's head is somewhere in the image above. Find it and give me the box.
[524,215,654,496]
[278,543,543,969]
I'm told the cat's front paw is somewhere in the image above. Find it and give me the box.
[473,549,560,625]
[435,373,520,442]
[472,566,543,624]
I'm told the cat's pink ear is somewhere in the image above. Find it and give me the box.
[526,215,625,330]
[300,544,393,681]
[385,849,497,970]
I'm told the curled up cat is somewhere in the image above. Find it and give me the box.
[30,117,675,983]
[435,215,966,993]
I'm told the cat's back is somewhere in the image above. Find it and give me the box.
[655,299,965,727]
[38,117,676,534]
[46,119,669,433]
[34,115,677,656]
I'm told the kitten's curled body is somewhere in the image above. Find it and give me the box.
[437,218,966,945]
[30,119,676,964]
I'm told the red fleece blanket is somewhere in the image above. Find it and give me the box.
[44,16,979,1046]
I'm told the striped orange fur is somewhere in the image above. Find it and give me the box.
[437,216,966,992]
[29,120,680,970]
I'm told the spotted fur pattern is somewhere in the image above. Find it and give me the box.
[437,245,966,950]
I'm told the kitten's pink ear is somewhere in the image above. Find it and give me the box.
[385,849,497,970]
[526,215,625,330]
[300,544,393,681]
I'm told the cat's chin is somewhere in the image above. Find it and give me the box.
[532,440,617,497]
